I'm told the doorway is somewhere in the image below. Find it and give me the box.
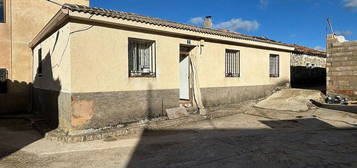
[179,45,194,100]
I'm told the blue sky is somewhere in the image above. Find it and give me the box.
[90,0,357,50]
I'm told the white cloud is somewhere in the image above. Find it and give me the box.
[215,18,260,32]
[314,46,325,51]
[259,0,269,9]
[189,17,204,25]
[335,30,353,37]
[289,34,297,38]
[344,0,357,8]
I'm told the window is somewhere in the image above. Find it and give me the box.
[0,0,4,23]
[225,49,240,77]
[269,54,279,77]
[128,38,156,77]
[0,68,7,93]
[37,48,43,77]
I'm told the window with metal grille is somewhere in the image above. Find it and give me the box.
[37,48,43,77]
[269,54,279,77]
[0,68,7,93]
[128,38,156,77]
[0,0,4,23]
[225,49,240,77]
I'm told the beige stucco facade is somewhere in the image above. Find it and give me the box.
[69,22,290,93]
[30,8,293,132]
[0,0,89,113]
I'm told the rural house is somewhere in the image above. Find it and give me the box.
[29,4,294,133]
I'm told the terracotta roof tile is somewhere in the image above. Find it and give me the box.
[290,44,326,57]
[62,4,291,47]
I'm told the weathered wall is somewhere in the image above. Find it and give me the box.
[32,23,72,130]
[32,12,291,131]
[61,21,290,130]
[0,0,89,114]
[326,34,357,100]
[291,53,326,87]
[291,53,326,68]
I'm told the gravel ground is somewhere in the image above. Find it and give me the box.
[1,104,357,168]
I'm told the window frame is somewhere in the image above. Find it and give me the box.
[128,37,156,78]
[225,49,240,77]
[269,54,279,78]
[0,0,5,23]
[37,48,43,77]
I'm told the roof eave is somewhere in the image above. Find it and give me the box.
[67,11,295,51]
[29,8,70,49]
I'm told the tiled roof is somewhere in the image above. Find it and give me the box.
[291,45,326,57]
[62,4,290,47]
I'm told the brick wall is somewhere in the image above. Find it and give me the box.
[326,34,357,100]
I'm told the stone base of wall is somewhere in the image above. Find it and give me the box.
[71,89,179,130]
[201,85,279,107]
[34,84,285,137]
[33,88,72,130]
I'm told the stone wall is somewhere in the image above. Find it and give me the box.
[290,53,326,87]
[326,34,357,100]
[291,53,326,68]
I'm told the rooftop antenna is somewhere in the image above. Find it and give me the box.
[46,0,63,7]
[326,18,334,34]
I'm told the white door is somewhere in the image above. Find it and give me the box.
[180,55,190,100]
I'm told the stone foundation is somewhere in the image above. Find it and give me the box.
[201,85,278,107]
[71,89,179,130]
[34,84,284,136]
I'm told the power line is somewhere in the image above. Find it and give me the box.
[326,18,334,34]
[46,0,63,7]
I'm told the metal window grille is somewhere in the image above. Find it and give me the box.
[128,38,156,77]
[0,0,4,23]
[37,48,43,76]
[269,54,279,77]
[0,68,8,93]
[225,49,240,77]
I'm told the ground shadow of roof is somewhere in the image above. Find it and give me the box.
[125,118,357,168]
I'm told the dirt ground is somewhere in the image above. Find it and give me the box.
[1,90,357,168]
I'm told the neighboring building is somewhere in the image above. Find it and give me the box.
[0,0,89,114]
[29,4,294,133]
[290,45,327,88]
[326,34,357,100]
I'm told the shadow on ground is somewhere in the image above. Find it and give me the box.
[0,119,42,158]
[0,49,61,159]
[126,118,357,168]
[310,100,357,114]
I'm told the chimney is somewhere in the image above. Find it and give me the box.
[203,16,212,29]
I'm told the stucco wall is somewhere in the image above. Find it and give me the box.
[32,23,71,92]
[69,22,290,93]
[32,23,72,130]
[31,18,292,131]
